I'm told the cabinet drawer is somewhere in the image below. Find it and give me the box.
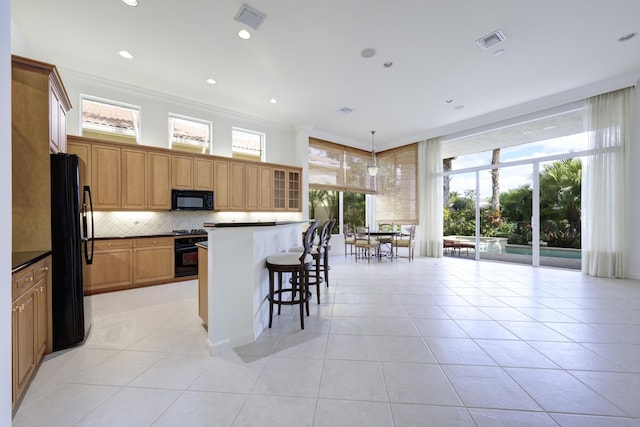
[13,267,34,299]
[94,239,133,251]
[133,237,174,248]
[33,258,50,281]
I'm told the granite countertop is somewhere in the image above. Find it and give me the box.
[196,241,208,249]
[12,250,52,273]
[203,221,306,228]
[94,232,207,240]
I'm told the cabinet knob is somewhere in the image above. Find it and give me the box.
[40,266,49,272]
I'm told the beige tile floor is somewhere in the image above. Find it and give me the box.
[12,255,640,426]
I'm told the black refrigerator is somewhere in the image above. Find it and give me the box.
[50,153,94,351]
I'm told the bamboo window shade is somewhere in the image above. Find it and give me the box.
[308,138,376,194]
[376,143,419,223]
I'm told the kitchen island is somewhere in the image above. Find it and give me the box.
[202,221,306,354]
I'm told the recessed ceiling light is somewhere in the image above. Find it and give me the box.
[361,48,376,58]
[444,99,454,104]
[238,29,252,40]
[493,49,506,57]
[269,98,278,104]
[118,50,133,59]
[121,0,138,6]
[383,61,393,68]
[338,107,354,114]
[618,32,638,42]
[206,78,217,85]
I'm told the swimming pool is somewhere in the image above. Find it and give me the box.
[505,245,581,259]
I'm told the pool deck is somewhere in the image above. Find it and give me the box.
[445,249,581,270]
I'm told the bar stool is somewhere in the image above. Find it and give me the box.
[266,221,319,329]
[289,219,330,303]
[319,219,336,286]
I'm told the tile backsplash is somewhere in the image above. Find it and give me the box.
[93,211,303,237]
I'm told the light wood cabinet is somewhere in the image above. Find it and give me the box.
[91,144,121,210]
[272,167,301,211]
[287,169,301,211]
[122,148,173,210]
[49,82,69,154]
[245,163,259,211]
[12,56,71,253]
[12,289,35,405]
[172,155,194,189]
[87,239,132,293]
[194,157,214,191]
[87,236,182,294]
[12,256,51,408]
[197,245,208,326]
[230,161,246,210]
[214,159,230,210]
[122,148,147,210]
[133,237,174,285]
[67,137,91,190]
[259,166,274,210]
[64,136,302,213]
[148,152,172,210]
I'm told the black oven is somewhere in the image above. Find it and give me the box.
[174,235,208,277]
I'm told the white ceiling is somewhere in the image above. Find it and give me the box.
[10,0,640,151]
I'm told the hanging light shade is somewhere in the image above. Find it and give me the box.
[367,130,379,176]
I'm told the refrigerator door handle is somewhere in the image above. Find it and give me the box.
[82,185,95,265]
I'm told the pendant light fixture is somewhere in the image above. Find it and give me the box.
[367,130,379,177]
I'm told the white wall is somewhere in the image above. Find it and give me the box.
[2,0,13,423]
[59,70,299,167]
[627,83,640,279]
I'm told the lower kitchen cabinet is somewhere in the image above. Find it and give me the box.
[197,245,208,327]
[133,237,174,285]
[12,256,51,408]
[87,239,133,294]
[86,236,188,295]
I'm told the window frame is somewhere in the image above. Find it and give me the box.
[79,94,142,143]
[168,113,212,154]
[232,127,265,161]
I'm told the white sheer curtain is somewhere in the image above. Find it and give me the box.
[582,87,633,278]
[418,138,443,257]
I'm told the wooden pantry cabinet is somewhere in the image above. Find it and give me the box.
[12,256,51,408]
[86,237,175,295]
[12,56,72,253]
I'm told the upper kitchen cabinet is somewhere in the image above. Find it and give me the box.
[214,158,245,211]
[171,155,193,190]
[147,152,172,210]
[172,154,213,191]
[193,157,214,191]
[67,136,91,190]
[272,167,301,212]
[12,56,71,253]
[123,148,172,210]
[91,144,122,210]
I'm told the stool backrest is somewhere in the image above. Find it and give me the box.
[318,219,331,248]
[299,221,320,264]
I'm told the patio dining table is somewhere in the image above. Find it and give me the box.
[369,231,399,259]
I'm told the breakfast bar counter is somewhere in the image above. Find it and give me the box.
[202,221,305,354]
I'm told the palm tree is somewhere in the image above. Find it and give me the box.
[308,189,328,219]
[539,158,581,224]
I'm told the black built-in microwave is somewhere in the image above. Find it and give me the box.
[171,189,214,211]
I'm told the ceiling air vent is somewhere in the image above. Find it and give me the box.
[475,30,506,49]
[234,4,267,30]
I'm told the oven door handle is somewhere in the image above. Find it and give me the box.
[175,246,198,253]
